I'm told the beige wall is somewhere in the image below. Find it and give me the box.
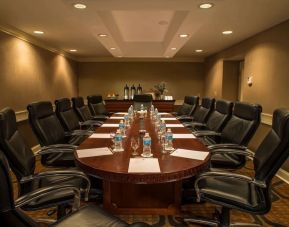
[204,59,223,98]
[0,30,78,147]
[78,62,204,100]
[222,61,239,101]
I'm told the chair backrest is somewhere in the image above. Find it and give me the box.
[0,152,38,227]
[206,100,233,132]
[0,108,35,181]
[178,96,199,116]
[55,98,80,132]
[192,97,215,123]
[133,94,153,110]
[27,101,66,146]
[221,102,262,145]
[72,97,93,122]
[254,108,289,183]
[87,95,108,116]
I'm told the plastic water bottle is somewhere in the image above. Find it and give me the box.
[165,128,174,151]
[124,114,130,127]
[119,120,125,136]
[114,129,123,152]
[140,104,144,111]
[142,133,152,157]
[160,120,166,134]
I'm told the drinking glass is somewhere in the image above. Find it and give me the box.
[131,137,140,156]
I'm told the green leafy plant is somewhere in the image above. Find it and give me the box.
[153,81,168,95]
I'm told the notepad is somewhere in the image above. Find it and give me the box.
[170,149,209,160]
[166,124,184,128]
[89,133,111,139]
[101,124,119,127]
[115,112,127,115]
[158,112,169,115]
[128,158,161,173]
[110,116,124,119]
[161,117,177,120]
[77,147,112,158]
[173,134,196,139]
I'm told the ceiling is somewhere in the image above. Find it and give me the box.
[0,0,289,61]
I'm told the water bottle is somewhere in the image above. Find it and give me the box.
[142,133,152,157]
[160,120,166,134]
[124,114,130,127]
[165,128,174,151]
[114,129,123,152]
[150,105,154,119]
[119,120,125,136]
[124,84,129,100]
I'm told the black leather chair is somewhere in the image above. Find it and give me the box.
[55,98,94,136]
[172,96,199,116]
[179,97,215,124]
[87,95,112,120]
[188,99,233,133]
[27,101,85,167]
[0,108,90,218]
[0,151,150,227]
[71,96,103,128]
[133,94,153,110]
[184,108,289,227]
[196,102,262,169]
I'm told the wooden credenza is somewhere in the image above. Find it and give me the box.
[104,99,175,112]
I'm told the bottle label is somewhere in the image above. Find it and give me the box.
[144,139,151,146]
[115,135,122,142]
[119,124,125,129]
[166,135,173,140]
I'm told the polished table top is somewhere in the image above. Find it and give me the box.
[75,113,210,184]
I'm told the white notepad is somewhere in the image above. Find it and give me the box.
[173,134,196,139]
[101,124,119,127]
[110,116,124,119]
[115,112,127,115]
[166,124,184,128]
[128,158,161,173]
[77,147,112,158]
[170,149,209,160]
[89,133,111,139]
[158,112,169,115]
[161,117,177,120]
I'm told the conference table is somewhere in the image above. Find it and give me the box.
[75,112,210,215]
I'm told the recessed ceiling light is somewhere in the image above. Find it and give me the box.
[222,30,233,35]
[171,47,177,50]
[110,47,116,50]
[179,34,189,38]
[73,3,86,9]
[199,3,213,9]
[69,49,77,52]
[33,31,44,34]
[195,49,203,53]
[98,34,108,37]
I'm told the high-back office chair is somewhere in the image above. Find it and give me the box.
[180,97,215,124]
[27,101,85,167]
[55,98,94,135]
[189,99,233,133]
[133,94,153,110]
[172,96,199,116]
[87,95,111,119]
[185,108,289,227]
[196,102,262,169]
[0,152,150,227]
[71,96,103,128]
[0,108,90,218]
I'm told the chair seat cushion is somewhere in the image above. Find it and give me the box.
[52,205,128,227]
[198,176,266,214]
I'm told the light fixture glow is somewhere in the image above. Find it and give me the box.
[179,34,189,38]
[98,34,108,37]
[171,47,177,50]
[222,30,233,35]
[199,3,213,9]
[110,47,116,50]
[74,3,86,9]
[195,49,203,53]
[69,49,77,52]
[33,31,44,34]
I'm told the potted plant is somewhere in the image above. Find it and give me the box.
[153,82,168,100]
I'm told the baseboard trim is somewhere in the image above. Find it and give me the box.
[261,113,272,126]
[31,144,41,153]
[276,169,289,185]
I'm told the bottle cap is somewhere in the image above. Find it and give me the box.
[116,129,121,133]
[120,120,124,123]
[145,132,149,136]
[162,120,165,123]
[167,128,172,132]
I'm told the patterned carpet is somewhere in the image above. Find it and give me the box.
[15,160,289,227]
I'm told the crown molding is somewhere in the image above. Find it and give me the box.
[0,23,78,61]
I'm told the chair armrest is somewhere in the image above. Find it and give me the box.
[194,171,266,202]
[193,130,221,137]
[92,115,109,120]
[41,144,77,150]
[80,121,102,127]
[210,148,255,158]
[15,184,81,211]
[71,130,94,136]
[207,143,247,150]
[20,170,91,201]
[177,116,194,122]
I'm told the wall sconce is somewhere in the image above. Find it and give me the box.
[247,76,253,87]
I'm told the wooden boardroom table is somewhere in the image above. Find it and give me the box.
[75,112,210,215]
